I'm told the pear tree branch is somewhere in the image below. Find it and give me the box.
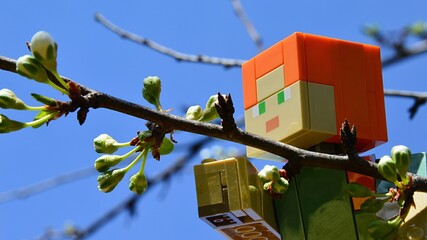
[1,55,427,193]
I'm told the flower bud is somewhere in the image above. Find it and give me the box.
[198,95,220,122]
[30,31,58,72]
[185,105,203,120]
[97,168,126,193]
[271,177,289,194]
[94,155,123,172]
[129,172,148,195]
[93,134,119,154]
[159,137,174,155]
[0,114,26,133]
[142,76,162,110]
[346,182,374,198]
[0,89,26,110]
[16,55,49,83]
[378,155,398,184]
[258,165,280,183]
[391,145,411,184]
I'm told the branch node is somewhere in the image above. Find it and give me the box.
[215,93,237,137]
[340,120,358,159]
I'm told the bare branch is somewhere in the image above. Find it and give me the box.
[384,89,427,118]
[0,167,96,204]
[230,0,263,52]
[94,13,246,68]
[382,39,427,67]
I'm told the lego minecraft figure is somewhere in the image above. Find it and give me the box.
[242,32,387,160]
[194,32,388,240]
[241,32,386,240]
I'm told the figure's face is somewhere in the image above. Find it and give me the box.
[243,33,387,160]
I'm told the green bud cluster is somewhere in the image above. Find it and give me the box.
[346,145,413,239]
[0,89,64,134]
[258,165,289,195]
[93,131,175,194]
[186,94,225,122]
[378,145,412,188]
[16,31,69,95]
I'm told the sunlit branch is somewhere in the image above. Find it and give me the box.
[1,55,427,192]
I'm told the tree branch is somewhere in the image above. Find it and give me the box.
[384,89,427,118]
[94,13,246,68]
[0,167,96,204]
[230,0,263,52]
[1,55,427,193]
[381,39,427,67]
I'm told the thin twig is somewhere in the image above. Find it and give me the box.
[0,167,96,204]
[384,89,427,118]
[94,13,246,68]
[382,38,427,67]
[230,0,263,52]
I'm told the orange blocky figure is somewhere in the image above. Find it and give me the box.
[243,32,387,160]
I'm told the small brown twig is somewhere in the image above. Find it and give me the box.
[340,120,358,158]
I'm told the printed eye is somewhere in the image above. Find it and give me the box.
[252,101,266,117]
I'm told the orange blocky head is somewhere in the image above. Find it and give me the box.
[243,32,387,160]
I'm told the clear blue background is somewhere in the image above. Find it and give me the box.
[1,1,427,239]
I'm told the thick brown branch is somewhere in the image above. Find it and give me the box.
[94,13,246,68]
[1,55,427,193]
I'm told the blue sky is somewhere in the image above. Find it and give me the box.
[1,1,427,240]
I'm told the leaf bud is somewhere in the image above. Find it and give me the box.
[16,55,49,83]
[0,89,27,110]
[94,155,123,172]
[185,105,203,120]
[93,134,119,154]
[97,168,126,193]
[30,31,58,72]
[31,93,57,107]
[198,95,220,122]
[129,172,148,195]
